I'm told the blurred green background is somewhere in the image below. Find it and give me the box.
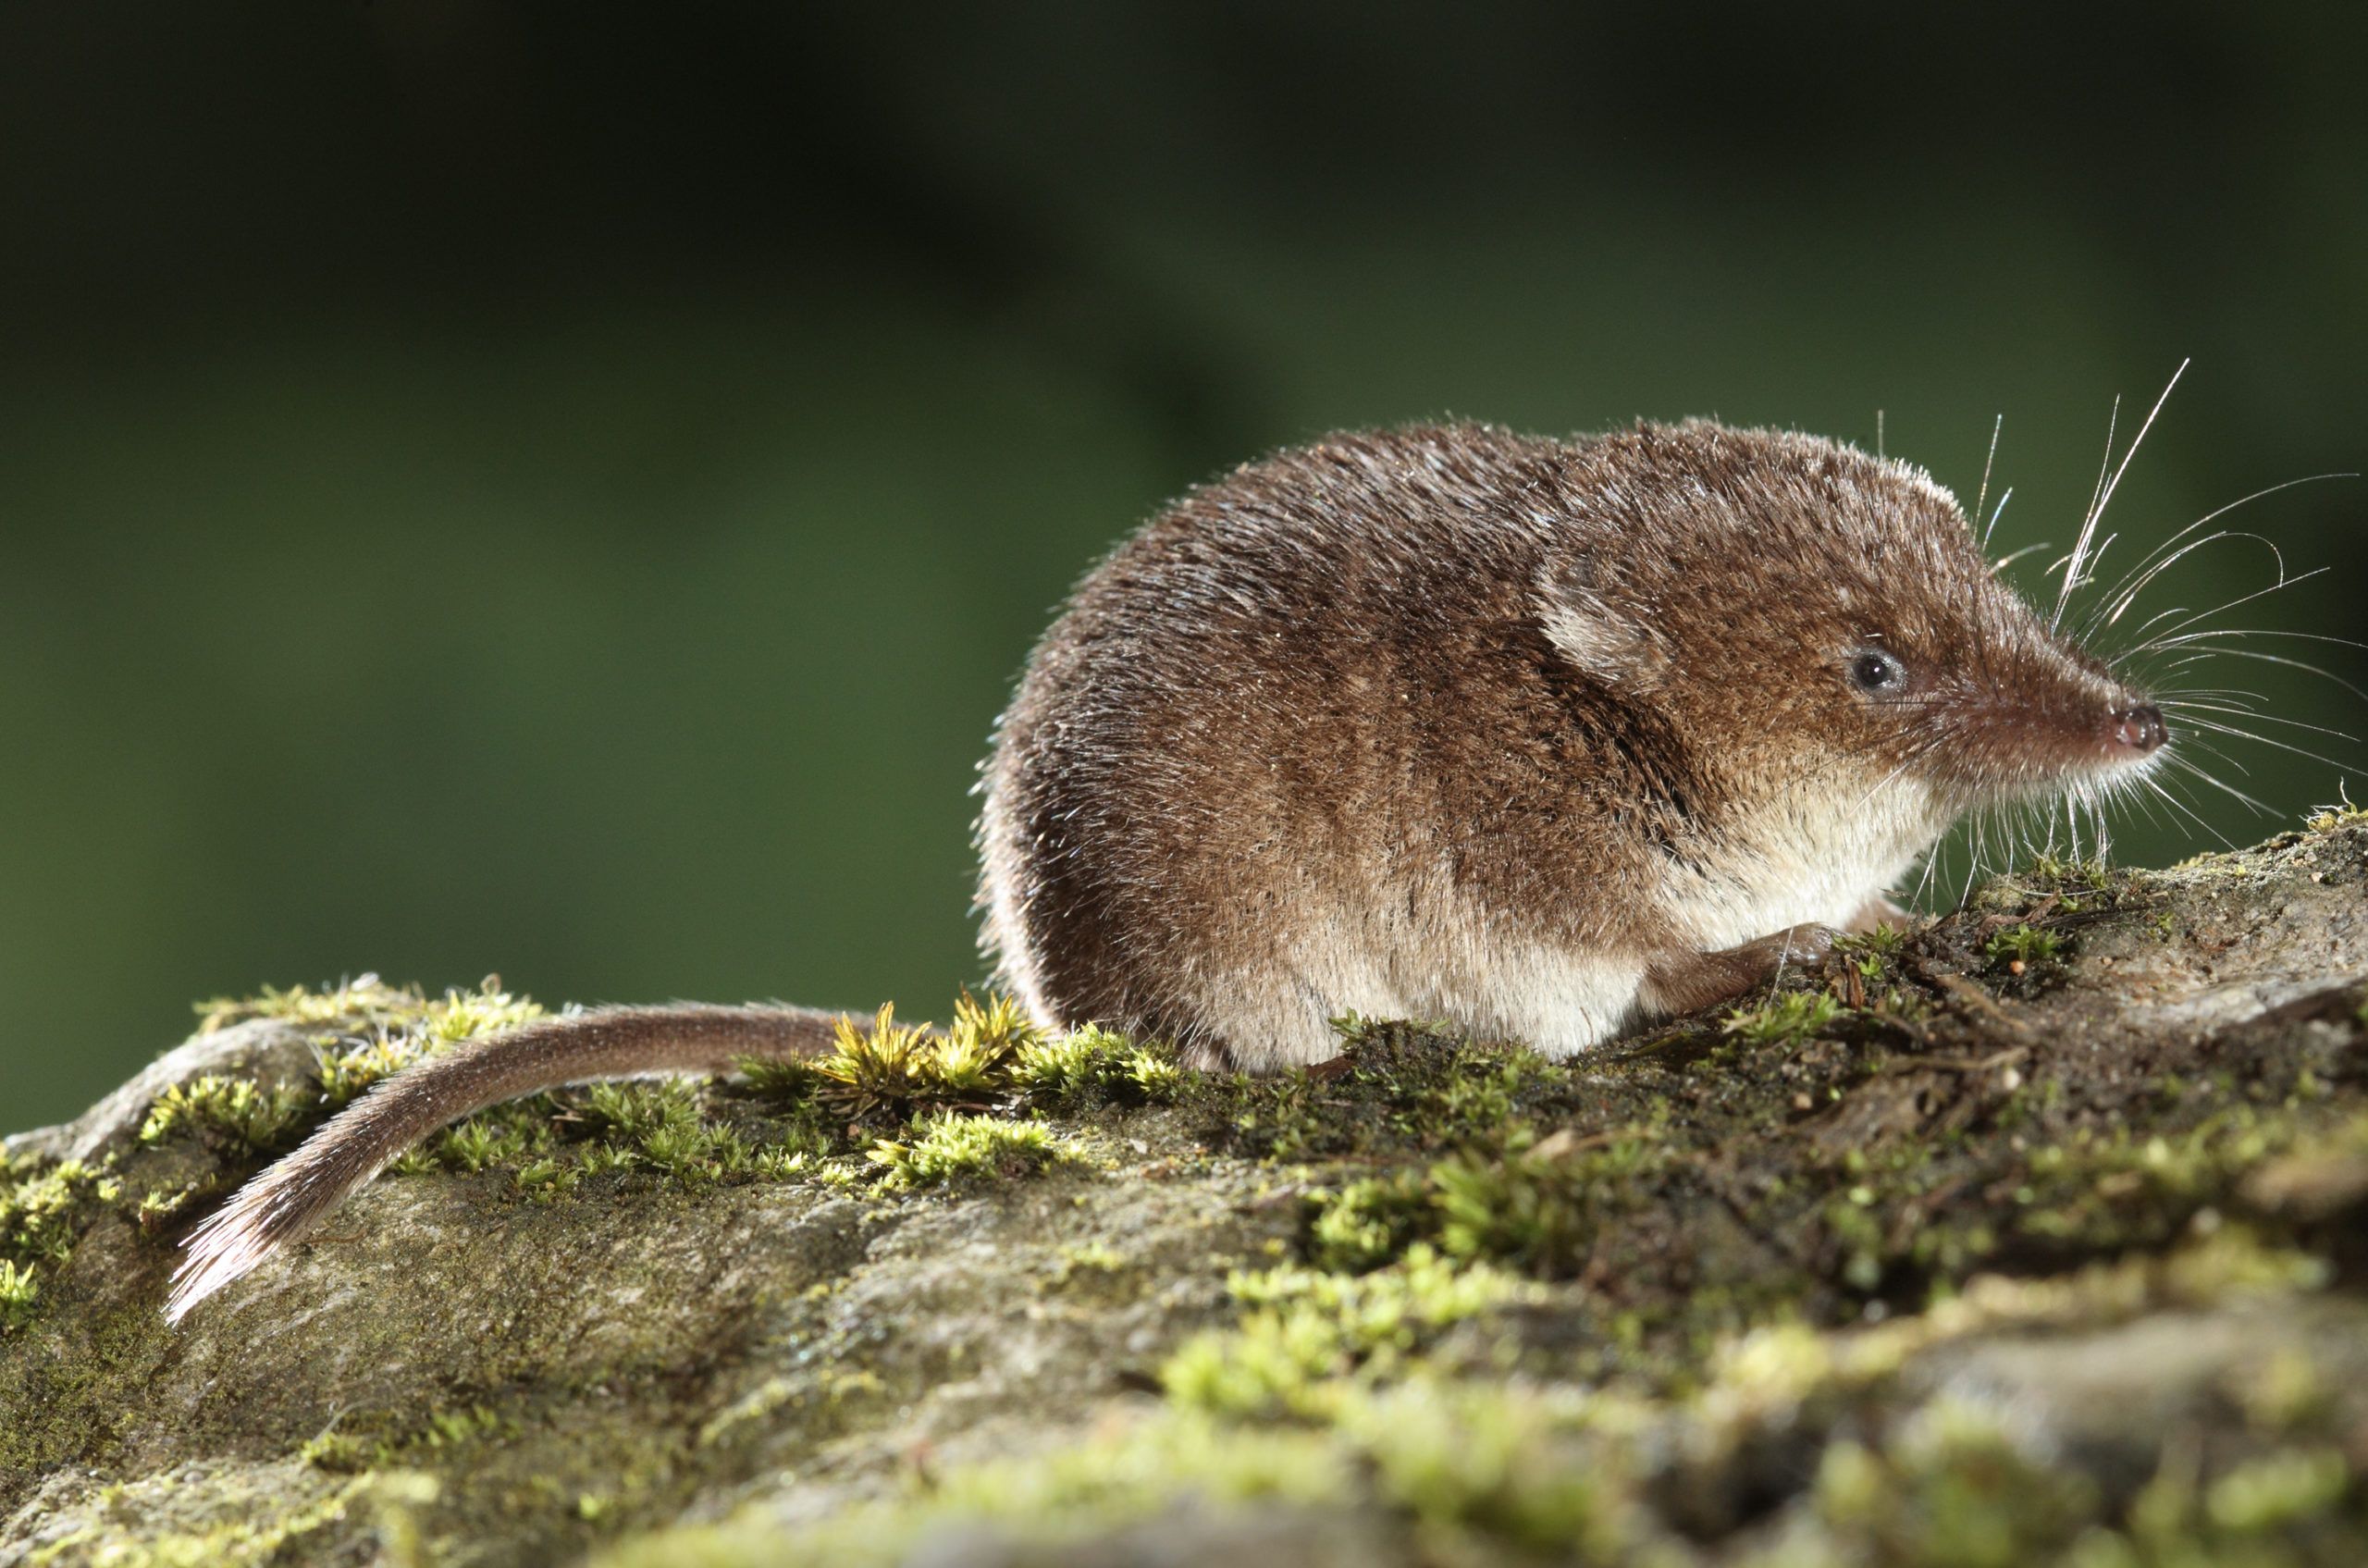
[3,3,2362,1130]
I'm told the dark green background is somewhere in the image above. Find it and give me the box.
[4,4,2362,1130]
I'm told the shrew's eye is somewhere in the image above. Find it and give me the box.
[1849,648,1907,694]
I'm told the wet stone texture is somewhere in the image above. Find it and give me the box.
[4,816,2367,1567]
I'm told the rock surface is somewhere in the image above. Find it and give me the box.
[4,817,2367,1567]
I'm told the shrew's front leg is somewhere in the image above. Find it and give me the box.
[1638,924,1837,1019]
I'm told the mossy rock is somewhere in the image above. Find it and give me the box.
[4,820,2366,1566]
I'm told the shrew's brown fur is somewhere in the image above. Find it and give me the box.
[980,421,2159,1066]
[169,419,2166,1322]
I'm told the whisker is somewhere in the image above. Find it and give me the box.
[2173,735,2256,779]
[2153,647,2368,704]
[2161,751,2271,815]
[2090,533,2281,639]
[2056,361,2186,633]
[2155,713,2357,773]
[2139,772,2230,846]
[2085,472,2354,627]
[1975,414,2004,552]
[2120,565,2328,651]
[2156,698,2360,745]
[2145,623,2363,656]
[1992,538,2049,574]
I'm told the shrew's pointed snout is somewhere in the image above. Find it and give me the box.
[2108,702,2167,756]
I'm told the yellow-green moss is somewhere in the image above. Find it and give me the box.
[1723,991,1844,1046]
[0,1257,37,1332]
[1984,921,2066,968]
[865,1111,1085,1191]
[2304,791,2367,833]
[1163,1246,1536,1419]
[2,1156,118,1273]
[1012,1021,1185,1107]
[138,1075,308,1155]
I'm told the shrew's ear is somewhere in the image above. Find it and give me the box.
[1536,555,1670,694]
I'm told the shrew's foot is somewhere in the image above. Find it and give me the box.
[1641,923,1837,1018]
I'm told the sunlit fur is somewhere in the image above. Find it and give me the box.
[980,420,2168,1069]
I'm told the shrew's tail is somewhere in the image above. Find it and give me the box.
[165,1004,845,1325]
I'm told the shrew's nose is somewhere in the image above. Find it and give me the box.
[2110,703,2167,754]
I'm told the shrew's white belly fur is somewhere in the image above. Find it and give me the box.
[1192,915,1649,1071]
[1668,775,1943,953]
[1192,776,1944,1069]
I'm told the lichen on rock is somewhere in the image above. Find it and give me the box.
[4,820,2366,1566]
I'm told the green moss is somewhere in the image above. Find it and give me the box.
[1807,1399,2101,1566]
[2,1156,117,1266]
[2203,1447,2350,1533]
[1838,923,1911,984]
[18,1473,396,1568]
[809,1004,936,1120]
[435,1117,540,1173]
[1053,1240,1127,1277]
[1340,1378,1632,1562]
[137,1076,309,1155]
[2009,1109,2326,1256]
[1011,1022,1183,1108]
[582,1080,703,1145]
[601,1410,1357,1568]
[638,1121,753,1184]
[1308,1171,1434,1272]
[865,1111,1084,1191]
[608,1370,1649,1568]
[765,993,1083,1123]
[1984,922,2066,969]
[191,975,546,1106]
[2304,791,2367,833]
[1431,1130,1671,1274]
[191,973,426,1035]
[0,1257,37,1332]
[1296,1118,1681,1285]
[1163,1246,1536,1419]
[2028,851,2109,888]
[1723,992,1844,1046]
[297,1402,504,1475]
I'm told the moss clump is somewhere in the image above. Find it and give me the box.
[2,1156,117,1265]
[1011,1022,1185,1107]
[1984,921,2066,969]
[436,1115,544,1174]
[0,1258,37,1333]
[763,993,1067,1123]
[138,1075,309,1155]
[1308,1170,1436,1272]
[1804,1398,2102,1565]
[2305,790,2367,833]
[2027,851,2110,888]
[191,973,427,1036]
[1723,991,1844,1046]
[606,1375,1644,1568]
[866,1111,1084,1191]
[191,974,546,1107]
[1163,1246,1536,1419]
[1299,1123,1678,1281]
[581,1080,703,1145]
[1838,922,1910,981]
[1339,1379,1633,1562]
[810,1004,940,1121]
[1800,1410,2362,1568]
[1215,1022,1570,1164]
[300,1402,510,1475]
[602,1410,1358,1568]
[313,979,546,1104]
